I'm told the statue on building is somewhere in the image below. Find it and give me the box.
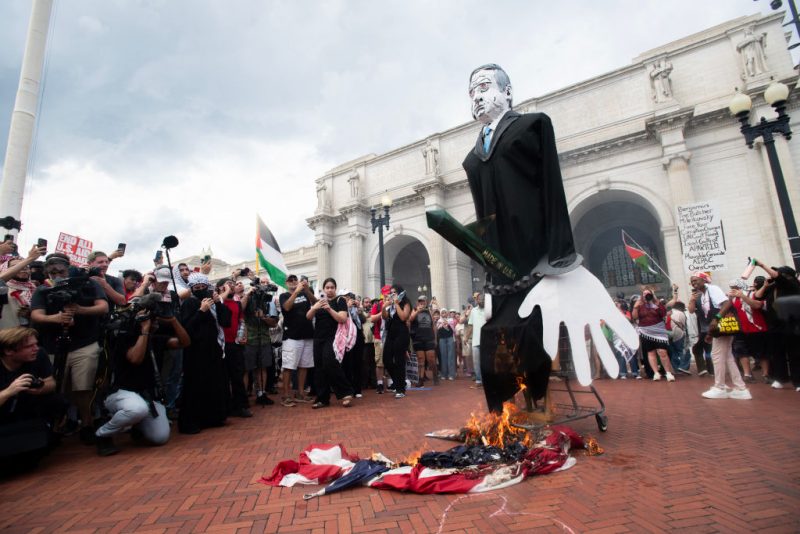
[428,64,638,413]
[737,27,768,78]
[347,170,360,199]
[649,58,674,102]
[422,139,440,176]
[316,182,329,211]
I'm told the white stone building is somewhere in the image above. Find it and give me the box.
[288,13,800,308]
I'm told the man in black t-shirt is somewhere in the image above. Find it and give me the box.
[0,327,58,473]
[94,311,189,456]
[278,274,317,407]
[30,254,108,443]
[87,251,126,308]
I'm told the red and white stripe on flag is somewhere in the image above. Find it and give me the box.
[260,444,359,487]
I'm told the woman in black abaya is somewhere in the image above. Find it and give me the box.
[178,273,230,434]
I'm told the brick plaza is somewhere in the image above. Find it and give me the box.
[1,375,799,533]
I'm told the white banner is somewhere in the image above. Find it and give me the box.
[676,201,727,273]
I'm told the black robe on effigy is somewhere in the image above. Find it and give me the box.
[463,111,579,413]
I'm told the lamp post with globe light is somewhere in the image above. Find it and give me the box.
[370,195,392,288]
[729,81,799,270]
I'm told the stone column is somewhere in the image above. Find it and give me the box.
[427,233,447,307]
[350,231,364,296]
[661,151,695,207]
[661,225,686,298]
[315,239,331,282]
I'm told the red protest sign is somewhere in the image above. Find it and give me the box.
[55,232,93,266]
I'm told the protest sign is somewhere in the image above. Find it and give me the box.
[55,232,93,266]
[676,201,727,273]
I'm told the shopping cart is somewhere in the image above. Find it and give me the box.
[514,325,608,433]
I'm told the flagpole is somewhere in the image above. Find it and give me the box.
[621,229,673,285]
[255,214,259,276]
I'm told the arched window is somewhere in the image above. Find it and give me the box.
[601,244,661,288]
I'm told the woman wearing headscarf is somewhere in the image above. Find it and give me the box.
[178,273,230,434]
[632,285,675,382]
[382,284,412,398]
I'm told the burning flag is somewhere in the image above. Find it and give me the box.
[259,404,598,499]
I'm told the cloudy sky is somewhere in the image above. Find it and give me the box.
[0,0,783,273]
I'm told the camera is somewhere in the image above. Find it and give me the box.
[40,273,95,311]
[28,377,45,389]
[644,293,654,302]
[248,279,277,313]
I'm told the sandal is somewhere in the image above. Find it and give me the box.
[341,396,353,408]
[311,401,327,409]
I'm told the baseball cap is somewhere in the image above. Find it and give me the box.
[417,295,427,301]
[286,274,298,281]
[154,266,172,283]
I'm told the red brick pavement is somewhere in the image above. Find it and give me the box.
[1,374,799,533]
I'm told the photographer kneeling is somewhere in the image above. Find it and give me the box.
[0,327,58,475]
[95,294,189,456]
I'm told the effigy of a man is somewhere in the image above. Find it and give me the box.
[458,64,637,412]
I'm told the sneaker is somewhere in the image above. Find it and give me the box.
[341,396,353,407]
[448,377,454,381]
[678,368,692,375]
[772,380,784,389]
[394,392,406,399]
[698,370,709,377]
[256,394,275,405]
[702,386,729,399]
[618,374,627,379]
[96,436,120,457]
[311,401,328,409]
[743,375,756,384]
[281,397,297,407]
[652,373,662,381]
[376,383,384,394]
[796,387,800,392]
[763,375,772,384]
[665,372,675,382]
[729,388,752,400]
[293,394,314,403]
[355,393,363,398]
[635,375,642,380]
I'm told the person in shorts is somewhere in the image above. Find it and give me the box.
[278,275,316,407]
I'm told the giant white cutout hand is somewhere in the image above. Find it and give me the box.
[517,266,639,386]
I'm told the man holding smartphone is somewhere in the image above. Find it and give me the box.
[87,251,126,307]
[278,274,317,406]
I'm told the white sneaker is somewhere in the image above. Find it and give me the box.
[702,386,729,399]
[772,380,784,389]
[698,370,709,377]
[729,388,752,400]
[652,373,662,381]
[665,372,675,382]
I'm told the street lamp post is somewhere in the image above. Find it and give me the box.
[729,82,800,270]
[371,195,392,288]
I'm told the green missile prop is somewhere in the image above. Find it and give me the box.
[425,209,520,281]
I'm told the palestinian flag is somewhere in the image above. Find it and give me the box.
[622,232,658,275]
[256,215,288,288]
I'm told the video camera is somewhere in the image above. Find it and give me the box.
[248,278,278,313]
[107,293,173,338]
[39,271,96,311]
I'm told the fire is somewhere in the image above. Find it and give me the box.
[401,443,429,466]
[463,402,534,449]
[516,376,527,391]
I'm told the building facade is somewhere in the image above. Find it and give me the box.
[288,13,800,307]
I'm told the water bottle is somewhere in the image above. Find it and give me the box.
[235,321,246,344]
[741,257,757,280]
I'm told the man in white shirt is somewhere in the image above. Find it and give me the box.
[467,292,486,387]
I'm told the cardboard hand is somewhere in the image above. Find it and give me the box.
[517,266,638,385]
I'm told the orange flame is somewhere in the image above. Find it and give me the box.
[401,442,429,466]
[463,402,533,448]
[516,376,527,391]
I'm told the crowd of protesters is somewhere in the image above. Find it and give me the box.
[1,234,797,475]
[601,259,800,401]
